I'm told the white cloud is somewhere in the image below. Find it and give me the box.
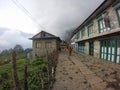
[0,0,39,34]
[0,28,33,51]
[17,0,104,36]
[0,0,104,36]
[0,39,10,47]
[0,0,105,50]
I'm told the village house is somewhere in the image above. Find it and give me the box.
[30,31,61,58]
[71,0,120,63]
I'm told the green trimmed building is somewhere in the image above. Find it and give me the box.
[71,0,120,63]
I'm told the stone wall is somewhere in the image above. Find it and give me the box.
[93,19,99,35]
[108,7,119,29]
[94,40,100,58]
[32,39,59,58]
[85,41,89,55]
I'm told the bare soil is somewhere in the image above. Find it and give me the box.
[52,51,120,90]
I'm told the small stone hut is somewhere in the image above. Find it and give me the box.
[30,31,61,58]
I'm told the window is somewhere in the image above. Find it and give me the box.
[81,29,85,38]
[75,34,78,40]
[41,32,45,37]
[88,23,94,37]
[97,12,111,33]
[78,42,85,53]
[100,40,107,60]
[100,39,120,63]
[76,32,80,39]
[45,42,52,48]
[116,7,120,26]
[36,42,42,48]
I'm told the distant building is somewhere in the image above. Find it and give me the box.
[71,0,120,63]
[60,40,67,50]
[30,31,61,58]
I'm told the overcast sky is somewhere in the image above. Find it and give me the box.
[0,0,104,51]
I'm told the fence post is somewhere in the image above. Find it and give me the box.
[12,51,21,90]
[24,65,28,90]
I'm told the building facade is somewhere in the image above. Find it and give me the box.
[30,31,61,58]
[71,0,120,63]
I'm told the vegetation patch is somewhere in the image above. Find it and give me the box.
[0,49,58,90]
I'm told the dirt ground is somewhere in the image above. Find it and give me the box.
[52,51,120,90]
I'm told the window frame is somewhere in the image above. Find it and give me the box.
[87,23,94,37]
[97,12,111,33]
[100,39,119,63]
[35,42,42,48]
[97,16,106,33]
[76,32,80,39]
[78,42,85,53]
[81,28,85,38]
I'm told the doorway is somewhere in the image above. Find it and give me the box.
[89,41,94,56]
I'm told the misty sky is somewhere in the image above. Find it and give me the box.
[0,0,104,51]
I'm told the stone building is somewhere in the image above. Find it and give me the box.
[71,0,120,63]
[30,31,61,58]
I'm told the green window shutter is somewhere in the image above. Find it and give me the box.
[100,39,118,63]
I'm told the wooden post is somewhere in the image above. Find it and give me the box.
[46,50,51,90]
[24,65,28,90]
[40,68,44,90]
[12,51,21,90]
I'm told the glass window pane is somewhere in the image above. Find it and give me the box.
[112,48,115,54]
[108,47,111,53]
[102,47,104,52]
[98,14,111,33]
[103,20,106,28]
[88,25,93,36]
[100,20,103,29]
[81,30,85,38]
[101,30,103,33]
[108,54,110,61]
[104,28,106,32]
[101,53,103,59]
[116,56,120,63]
[111,55,114,62]
[104,54,106,59]
[117,48,120,55]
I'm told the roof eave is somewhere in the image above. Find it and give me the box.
[73,0,118,35]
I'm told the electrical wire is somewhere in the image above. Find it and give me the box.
[11,0,45,30]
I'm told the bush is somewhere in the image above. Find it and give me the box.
[2,81,13,90]
[1,72,9,80]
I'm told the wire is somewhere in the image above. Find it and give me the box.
[11,0,46,30]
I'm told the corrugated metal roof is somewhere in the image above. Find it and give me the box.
[30,30,61,41]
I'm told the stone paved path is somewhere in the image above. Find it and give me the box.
[52,51,120,90]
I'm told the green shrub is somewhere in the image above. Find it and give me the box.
[1,72,9,80]
[2,81,13,90]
